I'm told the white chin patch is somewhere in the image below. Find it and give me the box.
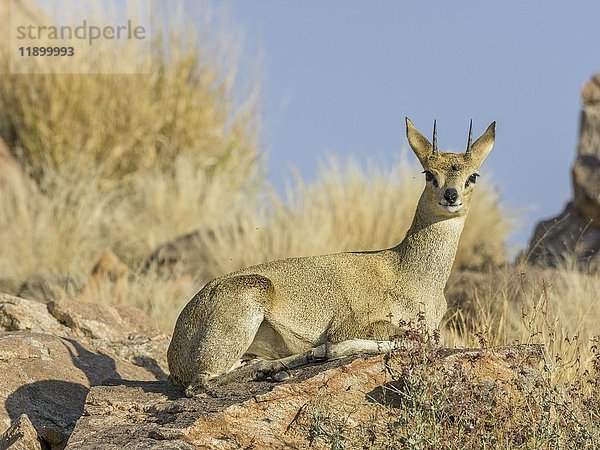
[440,203,463,213]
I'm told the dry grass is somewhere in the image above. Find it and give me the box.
[0,154,251,282]
[445,265,600,384]
[0,1,260,188]
[0,1,260,278]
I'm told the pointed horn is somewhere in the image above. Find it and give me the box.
[432,119,438,154]
[465,119,473,153]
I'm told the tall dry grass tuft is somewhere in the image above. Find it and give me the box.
[0,154,253,281]
[0,163,113,281]
[0,1,261,281]
[109,154,255,266]
[0,1,260,189]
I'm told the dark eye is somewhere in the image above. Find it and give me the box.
[465,173,479,188]
[422,170,439,188]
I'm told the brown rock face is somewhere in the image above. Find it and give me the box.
[574,73,600,224]
[0,414,43,450]
[0,295,170,448]
[64,345,543,450]
[527,73,600,268]
[0,332,159,448]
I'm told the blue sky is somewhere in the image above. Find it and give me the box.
[222,1,599,249]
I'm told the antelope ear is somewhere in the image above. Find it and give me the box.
[467,122,495,166]
[405,117,433,166]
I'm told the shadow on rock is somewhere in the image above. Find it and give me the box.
[1,333,164,449]
[365,381,405,408]
[103,379,183,400]
[63,338,120,385]
[5,380,89,447]
[3,337,122,447]
[132,355,168,381]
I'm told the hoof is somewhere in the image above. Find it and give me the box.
[185,374,212,397]
[309,344,328,360]
[272,370,291,382]
[185,385,202,397]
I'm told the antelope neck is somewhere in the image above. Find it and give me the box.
[392,196,467,288]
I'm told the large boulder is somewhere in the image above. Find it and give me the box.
[527,73,600,268]
[0,294,170,448]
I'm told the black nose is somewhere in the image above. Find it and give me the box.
[444,188,458,204]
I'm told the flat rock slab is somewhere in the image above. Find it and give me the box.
[0,294,170,379]
[66,355,383,450]
[66,344,544,450]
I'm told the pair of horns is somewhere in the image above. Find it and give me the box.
[431,119,473,154]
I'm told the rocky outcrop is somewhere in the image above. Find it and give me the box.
[576,74,600,224]
[142,231,204,277]
[527,202,600,267]
[527,73,600,268]
[0,290,553,449]
[0,289,548,450]
[17,250,130,304]
[0,294,169,449]
[64,345,544,449]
